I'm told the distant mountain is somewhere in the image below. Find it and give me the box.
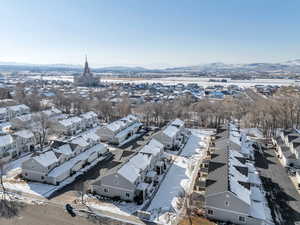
[166,60,300,73]
[1,59,300,74]
[93,66,148,72]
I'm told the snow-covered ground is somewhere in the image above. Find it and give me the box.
[241,128,264,139]
[147,157,190,222]
[2,153,31,177]
[101,77,297,88]
[87,199,138,217]
[146,129,212,224]
[27,75,297,88]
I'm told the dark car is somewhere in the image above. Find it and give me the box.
[65,204,76,217]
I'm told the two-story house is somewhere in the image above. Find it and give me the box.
[97,114,142,144]
[90,138,165,203]
[80,111,98,128]
[0,134,15,161]
[13,129,35,154]
[7,104,30,120]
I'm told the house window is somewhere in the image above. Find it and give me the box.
[41,176,44,180]
[239,216,246,223]
[104,188,109,193]
[207,209,214,215]
[125,192,130,198]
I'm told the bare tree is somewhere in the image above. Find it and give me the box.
[0,160,24,218]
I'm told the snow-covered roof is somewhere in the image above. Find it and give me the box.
[117,145,154,184]
[163,125,179,138]
[88,143,107,155]
[115,122,142,139]
[54,144,73,156]
[48,143,106,178]
[82,132,100,142]
[229,175,251,205]
[248,172,261,185]
[0,135,14,147]
[32,151,59,168]
[59,116,82,127]
[139,144,161,158]
[129,153,151,171]
[170,119,184,128]
[14,130,34,139]
[71,137,89,147]
[81,111,97,119]
[117,163,140,184]
[148,139,164,149]
[15,113,33,122]
[8,104,30,112]
[42,108,62,117]
[250,186,264,202]
[106,114,139,133]
[106,120,126,133]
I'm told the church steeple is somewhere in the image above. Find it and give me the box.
[83,55,90,75]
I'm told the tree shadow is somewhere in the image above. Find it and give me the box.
[254,150,276,169]
[0,199,26,219]
[261,176,300,225]
[85,212,133,225]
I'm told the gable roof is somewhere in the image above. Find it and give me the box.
[32,151,59,168]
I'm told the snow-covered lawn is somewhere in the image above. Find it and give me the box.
[147,156,190,222]
[180,129,212,157]
[4,180,56,197]
[2,153,31,177]
[146,129,212,224]
[241,128,263,139]
[87,200,139,217]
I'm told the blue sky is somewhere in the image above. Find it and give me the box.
[0,0,300,67]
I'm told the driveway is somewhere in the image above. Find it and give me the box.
[255,146,300,225]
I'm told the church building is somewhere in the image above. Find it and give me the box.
[74,56,100,87]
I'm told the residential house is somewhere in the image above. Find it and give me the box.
[198,129,273,225]
[56,116,85,136]
[273,129,300,168]
[97,114,142,144]
[10,113,35,130]
[153,118,189,150]
[13,129,36,153]
[41,108,65,121]
[80,111,98,128]
[0,134,16,161]
[22,141,108,185]
[90,138,165,203]
[7,104,30,120]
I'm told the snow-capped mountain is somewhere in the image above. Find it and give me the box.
[166,60,300,73]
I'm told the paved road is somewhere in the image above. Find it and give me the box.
[255,146,300,225]
[0,202,136,225]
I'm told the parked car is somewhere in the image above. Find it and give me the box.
[65,204,76,217]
